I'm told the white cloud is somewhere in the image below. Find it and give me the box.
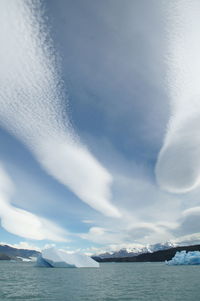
[37,138,120,217]
[80,220,174,246]
[174,206,200,238]
[0,0,120,217]
[156,0,200,193]
[182,206,200,217]
[82,220,94,224]
[80,227,118,244]
[0,164,67,241]
[172,233,200,246]
[1,0,200,249]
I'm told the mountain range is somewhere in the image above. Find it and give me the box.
[96,242,176,259]
[0,245,40,261]
[93,244,200,262]
[1,242,200,263]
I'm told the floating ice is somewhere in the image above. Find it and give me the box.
[166,251,200,265]
[36,248,99,268]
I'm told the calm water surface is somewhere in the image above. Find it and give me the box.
[0,261,200,300]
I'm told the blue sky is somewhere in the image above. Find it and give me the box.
[1,0,200,253]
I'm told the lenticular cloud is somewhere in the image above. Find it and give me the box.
[156,0,200,193]
[0,165,67,241]
[0,0,120,217]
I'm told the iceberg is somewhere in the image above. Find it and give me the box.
[36,247,99,268]
[166,251,200,265]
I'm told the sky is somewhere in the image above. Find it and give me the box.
[1,0,200,254]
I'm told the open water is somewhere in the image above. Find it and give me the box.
[0,261,200,301]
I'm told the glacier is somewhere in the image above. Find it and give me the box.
[36,248,99,268]
[166,251,200,265]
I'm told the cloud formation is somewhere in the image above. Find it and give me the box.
[177,207,200,236]
[0,165,67,241]
[156,0,200,193]
[0,0,120,217]
[2,0,200,249]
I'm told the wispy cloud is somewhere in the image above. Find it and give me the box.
[0,165,67,241]
[2,0,200,249]
[175,206,200,238]
[0,0,120,217]
[156,0,200,193]
[80,219,175,246]
[172,233,200,246]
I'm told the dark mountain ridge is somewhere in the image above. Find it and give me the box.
[0,245,40,260]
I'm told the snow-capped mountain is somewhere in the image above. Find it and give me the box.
[97,242,176,259]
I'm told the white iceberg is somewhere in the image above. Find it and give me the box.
[36,247,99,268]
[166,250,200,265]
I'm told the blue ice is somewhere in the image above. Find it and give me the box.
[166,251,200,265]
